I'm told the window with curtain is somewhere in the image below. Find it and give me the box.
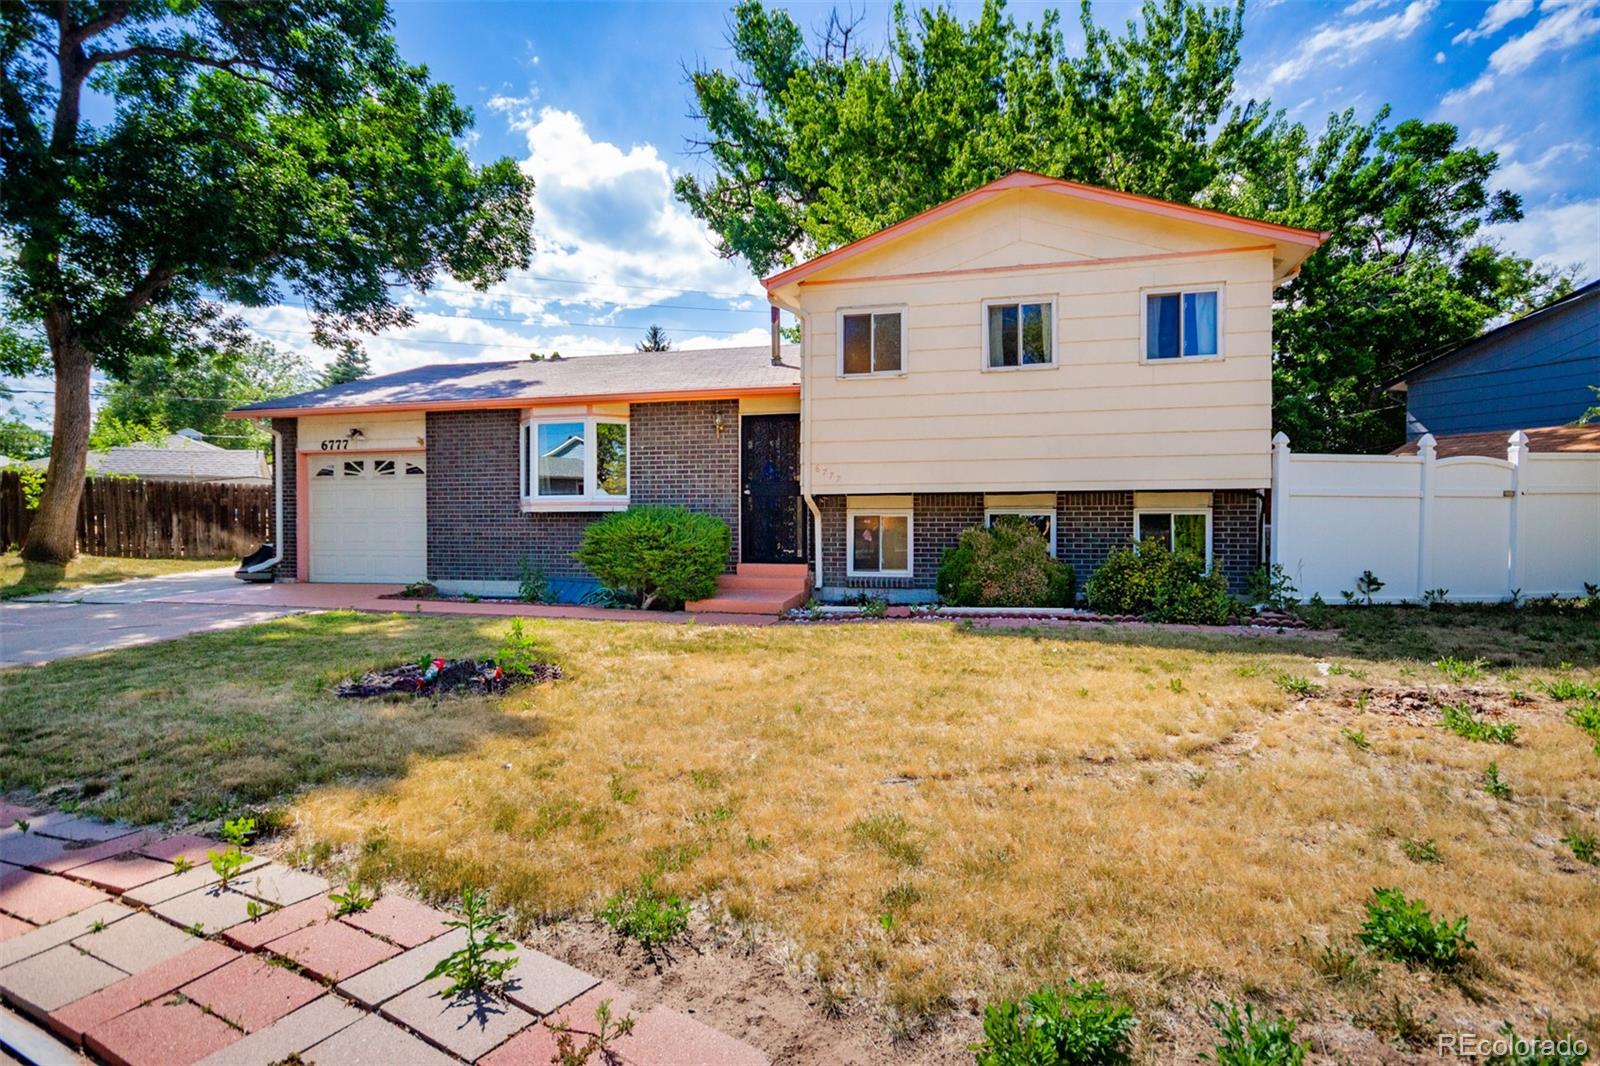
[1145,289,1219,359]
[840,310,904,375]
[849,512,912,574]
[985,300,1054,367]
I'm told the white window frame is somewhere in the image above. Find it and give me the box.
[845,507,914,578]
[980,296,1058,371]
[520,414,630,511]
[835,306,909,377]
[1139,284,1226,363]
[984,507,1057,557]
[1131,507,1213,565]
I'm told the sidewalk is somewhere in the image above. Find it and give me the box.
[0,803,768,1066]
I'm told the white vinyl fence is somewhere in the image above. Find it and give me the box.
[1270,432,1600,603]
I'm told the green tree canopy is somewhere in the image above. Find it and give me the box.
[636,324,673,351]
[679,0,1571,452]
[321,344,372,387]
[1,1,536,560]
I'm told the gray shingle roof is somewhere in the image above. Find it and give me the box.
[21,445,268,482]
[231,344,802,416]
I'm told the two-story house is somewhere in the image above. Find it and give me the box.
[230,172,1326,609]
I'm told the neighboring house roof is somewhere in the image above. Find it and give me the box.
[762,171,1329,292]
[22,434,268,482]
[1384,279,1600,393]
[1389,424,1600,458]
[229,344,802,418]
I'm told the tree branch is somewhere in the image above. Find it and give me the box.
[83,44,289,87]
[64,2,132,48]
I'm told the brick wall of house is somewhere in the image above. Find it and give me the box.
[271,417,297,580]
[425,399,741,584]
[817,489,1262,598]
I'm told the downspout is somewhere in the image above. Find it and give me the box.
[240,425,284,576]
[775,298,825,590]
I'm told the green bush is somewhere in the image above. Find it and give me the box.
[973,980,1136,1066]
[1357,887,1474,970]
[574,506,729,610]
[936,519,1076,608]
[1203,1000,1307,1065]
[1085,540,1236,625]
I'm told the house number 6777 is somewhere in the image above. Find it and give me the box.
[319,439,350,451]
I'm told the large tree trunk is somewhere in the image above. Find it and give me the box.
[20,314,93,563]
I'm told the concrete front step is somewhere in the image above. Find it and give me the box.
[735,563,811,579]
[685,587,808,615]
[720,573,809,591]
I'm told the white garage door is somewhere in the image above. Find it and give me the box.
[308,454,427,582]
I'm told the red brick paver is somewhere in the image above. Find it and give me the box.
[223,894,329,950]
[266,918,400,982]
[0,913,33,943]
[137,835,222,866]
[49,941,239,1044]
[86,999,242,1066]
[69,853,174,893]
[180,954,323,1032]
[339,894,451,948]
[614,1007,770,1066]
[0,865,112,923]
[36,832,156,874]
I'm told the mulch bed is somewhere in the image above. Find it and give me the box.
[336,658,561,698]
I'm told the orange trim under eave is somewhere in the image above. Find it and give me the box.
[795,244,1278,288]
[762,171,1329,290]
[227,384,800,421]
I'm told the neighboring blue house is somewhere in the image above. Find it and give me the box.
[1385,278,1599,442]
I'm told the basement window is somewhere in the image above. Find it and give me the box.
[520,416,628,509]
[847,509,912,577]
[1134,509,1211,563]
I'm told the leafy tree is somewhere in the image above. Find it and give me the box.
[321,344,372,387]
[0,410,49,460]
[680,0,1569,452]
[99,336,316,451]
[636,324,672,351]
[1,2,535,562]
[88,412,166,451]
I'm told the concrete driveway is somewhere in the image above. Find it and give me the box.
[0,568,302,668]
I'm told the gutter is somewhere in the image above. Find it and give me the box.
[769,292,824,589]
[238,426,284,577]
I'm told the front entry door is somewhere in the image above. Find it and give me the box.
[741,414,806,564]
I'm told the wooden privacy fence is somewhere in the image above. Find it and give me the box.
[0,471,272,559]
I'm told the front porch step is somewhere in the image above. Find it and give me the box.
[687,562,811,615]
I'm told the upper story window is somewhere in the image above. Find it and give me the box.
[1145,288,1220,360]
[984,298,1055,368]
[520,416,628,508]
[839,308,905,376]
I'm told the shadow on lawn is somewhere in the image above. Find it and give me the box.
[960,601,1600,669]
[0,610,550,825]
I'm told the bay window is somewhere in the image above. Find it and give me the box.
[1145,287,1221,360]
[520,416,628,508]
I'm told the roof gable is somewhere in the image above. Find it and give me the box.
[764,172,1327,291]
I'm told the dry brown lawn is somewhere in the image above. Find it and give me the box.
[3,609,1597,1061]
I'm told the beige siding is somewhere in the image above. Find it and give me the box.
[786,189,1275,493]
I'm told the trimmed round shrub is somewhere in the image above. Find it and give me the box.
[936,519,1077,608]
[1084,540,1236,625]
[575,505,729,610]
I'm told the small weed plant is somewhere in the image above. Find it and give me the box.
[1565,702,1600,756]
[1434,656,1488,681]
[855,594,889,619]
[207,815,255,887]
[330,881,375,916]
[1543,678,1600,702]
[1353,570,1385,605]
[172,855,194,874]
[1482,762,1513,799]
[494,618,542,676]
[426,887,518,999]
[599,874,690,951]
[1400,838,1442,865]
[1245,563,1300,611]
[516,558,549,604]
[972,979,1137,1066]
[1358,887,1474,970]
[550,998,635,1066]
[1422,587,1450,607]
[1202,1000,1307,1065]
[1440,702,1518,744]
[1275,673,1317,697]
[1560,826,1598,865]
[1341,727,1370,750]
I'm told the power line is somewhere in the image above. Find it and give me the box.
[388,308,761,335]
[441,272,765,299]
[414,284,768,315]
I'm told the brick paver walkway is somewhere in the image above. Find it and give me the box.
[0,803,767,1065]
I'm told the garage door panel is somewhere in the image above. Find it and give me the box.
[309,453,427,583]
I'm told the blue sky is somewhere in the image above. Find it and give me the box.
[7,0,1599,427]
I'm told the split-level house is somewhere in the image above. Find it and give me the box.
[230,172,1326,610]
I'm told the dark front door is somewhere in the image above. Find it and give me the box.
[741,414,806,564]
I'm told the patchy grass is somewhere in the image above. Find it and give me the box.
[2,609,1597,1060]
[0,552,233,600]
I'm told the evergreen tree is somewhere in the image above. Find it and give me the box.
[637,325,673,352]
[322,346,373,387]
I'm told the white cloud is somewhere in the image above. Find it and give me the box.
[1434,50,1447,62]
[1443,0,1600,104]
[1260,0,1436,92]
[1343,0,1396,13]
[1494,141,1593,195]
[1482,197,1600,273]
[1452,0,1535,44]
